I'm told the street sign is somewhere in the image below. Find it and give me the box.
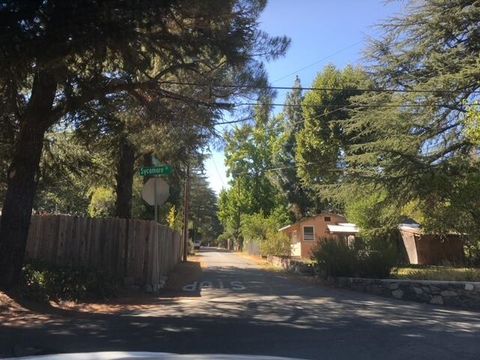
[140,165,173,177]
[142,178,170,206]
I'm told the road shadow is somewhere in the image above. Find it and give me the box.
[1,259,205,321]
[2,254,480,359]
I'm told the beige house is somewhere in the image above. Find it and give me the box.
[279,213,359,258]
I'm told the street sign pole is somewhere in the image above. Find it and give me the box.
[140,165,171,292]
[183,163,190,262]
[152,178,159,292]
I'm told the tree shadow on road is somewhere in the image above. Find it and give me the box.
[2,257,480,359]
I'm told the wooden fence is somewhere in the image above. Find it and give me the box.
[23,215,183,288]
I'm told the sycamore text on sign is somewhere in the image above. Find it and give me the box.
[139,165,173,177]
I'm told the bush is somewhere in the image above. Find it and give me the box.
[312,238,397,279]
[19,262,120,303]
[88,186,115,218]
[241,209,291,257]
[464,239,480,266]
[357,250,395,278]
[312,239,357,277]
[261,232,291,257]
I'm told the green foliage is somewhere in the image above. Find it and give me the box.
[313,238,397,279]
[269,77,313,219]
[189,172,223,243]
[216,232,231,249]
[312,239,358,277]
[260,231,291,257]
[19,262,120,303]
[0,0,291,288]
[336,0,480,237]
[296,65,370,203]
[223,99,280,216]
[34,131,112,215]
[88,187,116,218]
[241,213,272,245]
[464,241,480,267]
[344,189,401,238]
[464,101,480,145]
[218,183,249,248]
[240,206,291,256]
[167,205,183,233]
[219,98,291,249]
[357,243,397,279]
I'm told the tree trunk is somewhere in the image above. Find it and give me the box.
[114,137,135,219]
[0,71,57,289]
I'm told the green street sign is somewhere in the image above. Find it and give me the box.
[140,165,173,177]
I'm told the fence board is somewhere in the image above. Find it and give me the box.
[16,215,181,287]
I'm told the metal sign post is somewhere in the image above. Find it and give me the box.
[183,163,190,262]
[140,165,172,293]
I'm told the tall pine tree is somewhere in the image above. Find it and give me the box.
[270,76,312,219]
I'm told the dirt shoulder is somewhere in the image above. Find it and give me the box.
[0,257,204,319]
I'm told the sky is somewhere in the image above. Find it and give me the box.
[204,0,405,195]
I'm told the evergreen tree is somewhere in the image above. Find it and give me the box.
[0,0,289,288]
[270,76,312,219]
[341,0,480,238]
[295,65,370,211]
[189,171,223,244]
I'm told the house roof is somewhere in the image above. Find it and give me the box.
[278,212,347,232]
[278,224,293,232]
[398,223,421,232]
[327,223,359,234]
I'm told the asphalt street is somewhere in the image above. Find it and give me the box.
[2,248,480,359]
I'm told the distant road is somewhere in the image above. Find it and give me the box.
[2,248,480,359]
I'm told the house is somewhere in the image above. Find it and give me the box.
[278,213,359,258]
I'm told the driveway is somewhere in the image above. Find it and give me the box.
[1,248,480,359]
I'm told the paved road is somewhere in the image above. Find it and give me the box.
[2,248,480,359]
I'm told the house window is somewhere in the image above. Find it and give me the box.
[303,226,314,241]
[324,216,331,222]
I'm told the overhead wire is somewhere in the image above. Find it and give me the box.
[212,101,477,127]
[160,80,480,95]
[271,40,365,84]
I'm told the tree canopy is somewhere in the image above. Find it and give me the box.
[0,0,290,288]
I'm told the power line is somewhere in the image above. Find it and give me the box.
[223,102,477,108]
[211,155,227,190]
[212,101,476,127]
[272,40,364,84]
[162,80,480,95]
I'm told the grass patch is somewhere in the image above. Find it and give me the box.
[391,266,480,282]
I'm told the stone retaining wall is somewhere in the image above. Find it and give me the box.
[333,277,480,309]
[266,255,315,274]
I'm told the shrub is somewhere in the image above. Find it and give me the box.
[312,238,397,279]
[19,262,120,303]
[312,239,357,277]
[464,238,480,266]
[241,209,291,257]
[357,250,396,278]
[88,186,115,218]
[261,232,291,257]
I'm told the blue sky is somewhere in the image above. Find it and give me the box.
[204,0,405,194]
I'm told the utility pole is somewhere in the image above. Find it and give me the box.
[182,162,190,262]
